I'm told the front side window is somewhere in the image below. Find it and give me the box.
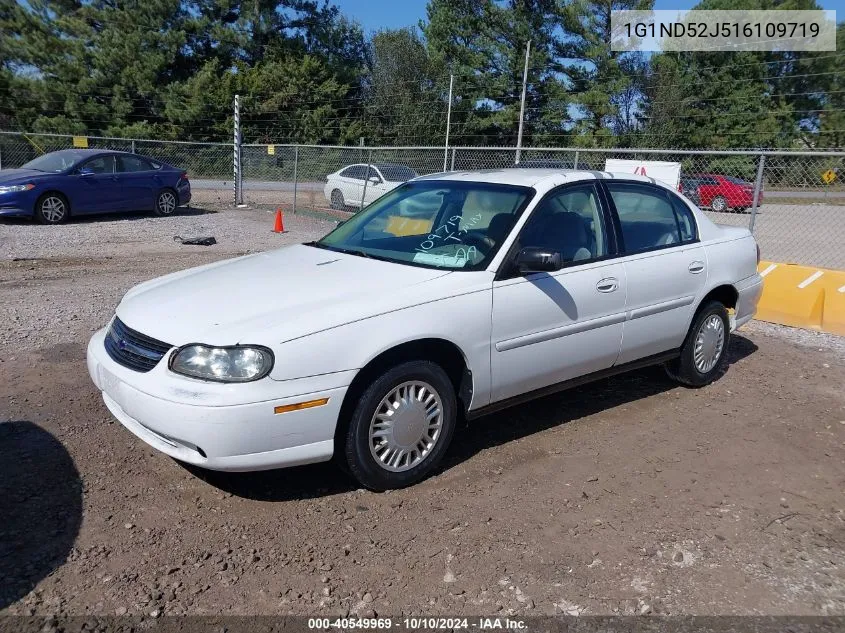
[378,165,418,182]
[81,156,115,175]
[607,182,696,253]
[313,181,534,270]
[517,184,608,264]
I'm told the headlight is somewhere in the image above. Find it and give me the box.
[0,184,35,194]
[169,344,274,382]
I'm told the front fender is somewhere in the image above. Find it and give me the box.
[267,285,494,409]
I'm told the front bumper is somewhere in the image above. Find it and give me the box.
[87,328,351,471]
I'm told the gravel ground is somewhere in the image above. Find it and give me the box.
[1,208,844,618]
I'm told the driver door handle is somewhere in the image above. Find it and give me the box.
[596,277,618,293]
[688,261,705,274]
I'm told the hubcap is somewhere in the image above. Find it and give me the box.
[693,314,725,374]
[368,381,443,472]
[712,197,726,212]
[41,197,65,222]
[159,192,176,214]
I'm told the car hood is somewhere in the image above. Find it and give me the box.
[0,169,56,184]
[116,244,453,346]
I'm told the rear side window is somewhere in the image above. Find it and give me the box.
[607,182,696,253]
[340,166,360,178]
[118,156,152,172]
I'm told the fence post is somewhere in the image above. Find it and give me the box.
[573,150,579,169]
[292,145,299,214]
[749,153,766,233]
[450,147,456,171]
[0,145,3,171]
[131,140,135,154]
[360,149,373,209]
[233,94,242,206]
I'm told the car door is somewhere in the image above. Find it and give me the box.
[363,166,388,205]
[338,165,365,207]
[602,181,707,365]
[115,155,156,211]
[490,182,626,403]
[72,155,118,214]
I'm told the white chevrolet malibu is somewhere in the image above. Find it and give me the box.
[87,169,763,490]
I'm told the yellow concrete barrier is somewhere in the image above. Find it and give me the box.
[756,260,845,336]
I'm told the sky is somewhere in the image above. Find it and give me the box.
[334,0,844,34]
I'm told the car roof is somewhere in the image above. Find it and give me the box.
[415,168,665,189]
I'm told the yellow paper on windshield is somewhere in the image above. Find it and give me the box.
[385,216,432,236]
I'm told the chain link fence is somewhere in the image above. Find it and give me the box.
[2,132,843,269]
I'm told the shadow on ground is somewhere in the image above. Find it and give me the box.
[0,205,216,226]
[0,421,83,610]
[183,335,758,501]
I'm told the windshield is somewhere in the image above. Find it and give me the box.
[21,150,89,173]
[378,165,417,181]
[314,180,534,270]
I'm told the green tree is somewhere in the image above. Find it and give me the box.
[552,0,653,147]
[423,0,569,146]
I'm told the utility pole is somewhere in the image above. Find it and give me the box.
[515,40,531,165]
[233,94,241,205]
[443,74,454,171]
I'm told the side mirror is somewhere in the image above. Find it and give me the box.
[516,247,562,273]
[368,176,380,184]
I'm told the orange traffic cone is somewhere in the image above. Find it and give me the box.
[273,208,284,233]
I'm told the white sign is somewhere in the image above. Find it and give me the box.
[604,158,682,189]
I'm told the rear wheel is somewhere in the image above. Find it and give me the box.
[154,189,177,216]
[330,189,345,210]
[665,300,730,388]
[343,361,457,491]
[35,193,69,225]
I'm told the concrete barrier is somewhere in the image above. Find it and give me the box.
[756,260,845,335]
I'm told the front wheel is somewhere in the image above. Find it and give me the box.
[35,193,69,225]
[665,300,730,388]
[154,189,178,216]
[344,361,457,491]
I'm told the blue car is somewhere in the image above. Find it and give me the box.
[0,149,191,224]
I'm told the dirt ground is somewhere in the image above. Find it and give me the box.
[1,208,844,618]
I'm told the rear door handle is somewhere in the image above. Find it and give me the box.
[688,261,705,274]
[596,277,618,293]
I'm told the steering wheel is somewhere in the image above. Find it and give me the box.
[461,232,494,253]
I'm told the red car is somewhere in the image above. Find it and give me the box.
[691,173,761,212]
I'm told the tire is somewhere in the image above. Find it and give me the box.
[343,361,457,491]
[665,300,730,388]
[710,195,727,213]
[330,189,345,210]
[35,193,69,225]
[154,189,178,216]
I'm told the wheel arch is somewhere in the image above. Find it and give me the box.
[700,284,738,311]
[333,337,473,451]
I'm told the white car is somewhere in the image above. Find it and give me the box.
[324,163,418,210]
[87,169,763,490]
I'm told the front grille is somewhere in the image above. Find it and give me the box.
[104,316,172,373]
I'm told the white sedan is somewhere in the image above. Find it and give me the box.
[87,169,763,490]
[324,163,418,210]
